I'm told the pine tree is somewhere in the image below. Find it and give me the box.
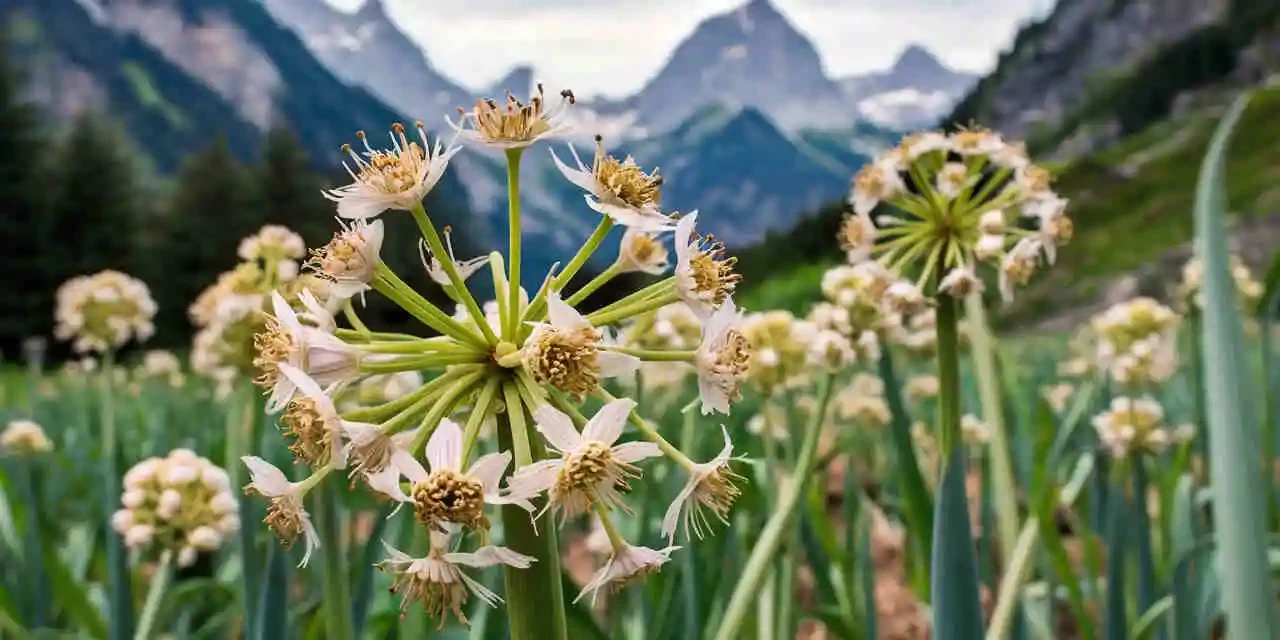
[151,138,261,342]
[0,39,53,358]
[255,127,332,247]
[45,112,144,286]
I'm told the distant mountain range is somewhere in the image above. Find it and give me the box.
[4,0,977,280]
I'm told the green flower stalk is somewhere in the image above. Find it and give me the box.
[844,128,1072,637]
[238,91,753,634]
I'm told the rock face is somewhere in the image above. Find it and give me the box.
[840,45,978,128]
[621,0,845,133]
[259,0,472,121]
[950,0,1227,140]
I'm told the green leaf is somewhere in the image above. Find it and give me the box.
[1194,91,1277,637]
[42,534,108,639]
[350,510,390,638]
[1105,470,1129,640]
[1132,460,1159,633]
[254,541,290,640]
[313,479,353,640]
[930,446,985,640]
[877,349,934,586]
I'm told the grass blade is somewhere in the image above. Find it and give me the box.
[254,541,290,640]
[1194,91,1277,638]
[877,350,934,588]
[931,445,985,640]
[350,510,391,637]
[313,479,353,640]
[1104,473,1128,640]
[1132,459,1159,636]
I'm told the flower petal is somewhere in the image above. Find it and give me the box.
[583,398,636,445]
[241,456,292,496]
[546,292,590,330]
[550,146,603,196]
[597,351,641,379]
[426,418,464,472]
[531,404,583,452]
[468,451,512,495]
[612,441,662,463]
[444,545,537,569]
[392,449,429,485]
[270,291,301,334]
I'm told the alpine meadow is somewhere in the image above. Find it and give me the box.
[3,1,1280,639]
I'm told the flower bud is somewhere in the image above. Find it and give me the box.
[189,526,222,551]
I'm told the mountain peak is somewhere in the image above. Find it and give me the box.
[485,64,535,97]
[891,44,949,75]
[352,0,387,20]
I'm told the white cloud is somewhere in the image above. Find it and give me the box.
[327,0,1053,98]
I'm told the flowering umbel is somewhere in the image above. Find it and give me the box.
[844,128,1069,301]
[238,108,753,627]
[116,449,239,568]
[54,270,156,353]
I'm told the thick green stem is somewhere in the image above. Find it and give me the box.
[565,263,621,306]
[410,204,498,345]
[132,551,172,640]
[505,149,525,340]
[498,380,568,640]
[965,296,1021,575]
[101,350,134,640]
[713,374,835,640]
[930,292,986,639]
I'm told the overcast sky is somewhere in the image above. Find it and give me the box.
[326,0,1055,99]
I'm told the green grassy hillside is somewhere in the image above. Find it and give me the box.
[737,85,1280,324]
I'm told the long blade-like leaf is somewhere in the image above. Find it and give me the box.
[1194,91,1277,638]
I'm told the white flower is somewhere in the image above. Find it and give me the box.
[693,300,751,415]
[177,547,198,568]
[506,400,661,522]
[960,414,989,445]
[998,238,1041,302]
[576,543,678,605]
[806,330,856,371]
[403,418,531,530]
[616,227,671,275]
[522,293,640,399]
[340,423,422,502]
[188,526,222,551]
[974,233,1006,261]
[308,219,385,302]
[255,292,361,413]
[239,225,306,261]
[901,131,951,158]
[551,141,673,231]
[277,363,350,470]
[419,227,488,287]
[979,210,1005,234]
[949,129,1005,156]
[674,213,739,319]
[938,266,983,298]
[241,456,321,567]
[325,124,459,219]
[850,155,905,215]
[112,509,133,533]
[661,426,743,541]
[447,85,575,150]
[936,162,970,198]
[125,525,155,547]
[838,213,877,263]
[377,532,535,625]
[885,281,927,315]
[1,420,53,454]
